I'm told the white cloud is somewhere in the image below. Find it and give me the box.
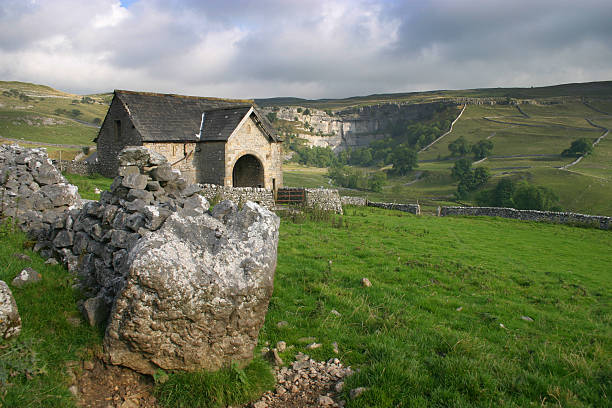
[0,0,611,98]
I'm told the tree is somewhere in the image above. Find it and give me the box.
[492,178,515,207]
[451,158,472,180]
[513,183,560,211]
[471,140,494,159]
[389,145,418,176]
[448,136,471,156]
[562,138,593,157]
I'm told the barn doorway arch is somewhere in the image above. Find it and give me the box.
[232,154,264,187]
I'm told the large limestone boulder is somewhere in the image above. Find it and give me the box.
[0,280,21,339]
[104,199,280,374]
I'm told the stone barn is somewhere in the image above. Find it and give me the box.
[95,90,283,189]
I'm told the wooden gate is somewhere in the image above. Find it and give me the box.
[275,188,306,204]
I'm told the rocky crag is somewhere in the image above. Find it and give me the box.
[0,145,280,375]
[262,102,452,151]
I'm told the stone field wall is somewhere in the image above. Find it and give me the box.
[305,188,343,214]
[0,144,280,375]
[367,201,421,215]
[340,196,421,215]
[440,206,611,229]
[199,183,275,209]
[340,196,367,206]
[54,159,97,176]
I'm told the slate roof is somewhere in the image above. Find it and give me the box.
[112,90,278,142]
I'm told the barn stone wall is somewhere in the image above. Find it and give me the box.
[143,142,197,184]
[225,116,283,190]
[96,97,142,177]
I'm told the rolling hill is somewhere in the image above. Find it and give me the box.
[1,80,611,215]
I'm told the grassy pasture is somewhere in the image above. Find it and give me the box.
[0,81,108,147]
[263,207,612,407]
[1,168,611,407]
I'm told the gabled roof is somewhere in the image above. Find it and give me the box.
[109,90,278,143]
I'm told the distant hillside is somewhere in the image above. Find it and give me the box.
[0,81,111,158]
[256,80,612,109]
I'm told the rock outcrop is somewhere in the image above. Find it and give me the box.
[104,199,280,374]
[0,280,21,339]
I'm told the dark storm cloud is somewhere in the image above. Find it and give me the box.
[0,0,611,98]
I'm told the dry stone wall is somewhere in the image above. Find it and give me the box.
[305,188,343,214]
[340,195,421,215]
[0,144,83,240]
[0,144,281,375]
[54,159,96,176]
[440,206,611,229]
[199,184,275,208]
[340,196,367,206]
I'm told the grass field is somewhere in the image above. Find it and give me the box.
[0,81,108,147]
[2,166,611,407]
[264,207,612,407]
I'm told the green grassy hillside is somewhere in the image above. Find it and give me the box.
[0,81,110,158]
[282,93,612,215]
[257,81,612,110]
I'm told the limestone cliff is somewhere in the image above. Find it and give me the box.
[262,102,453,151]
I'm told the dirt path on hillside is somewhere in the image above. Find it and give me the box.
[0,136,94,149]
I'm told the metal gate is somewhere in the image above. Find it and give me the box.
[275,188,306,204]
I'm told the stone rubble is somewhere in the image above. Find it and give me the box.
[249,353,353,408]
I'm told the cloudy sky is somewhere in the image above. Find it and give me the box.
[1,0,611,99]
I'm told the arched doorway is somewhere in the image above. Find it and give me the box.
[232,154,264,187]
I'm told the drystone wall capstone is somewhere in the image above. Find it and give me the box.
[0,144,280,375]
[305,188,343,214]
[440,206,611,230]
[199,184,275,209]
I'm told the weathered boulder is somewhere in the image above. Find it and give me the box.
[0,280,21,339]
[104,200,280,374]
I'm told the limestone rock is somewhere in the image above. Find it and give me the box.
[82,295,110,326]
[12,267,42,287]
[118,146,167,168]
[0,280,21,339]
[104,200,280,374]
